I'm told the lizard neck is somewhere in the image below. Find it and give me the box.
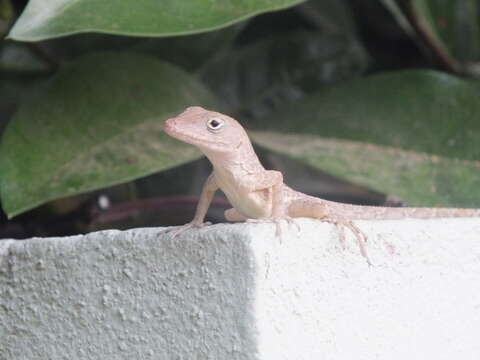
[201,140,265,176]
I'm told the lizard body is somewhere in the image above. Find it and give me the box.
[164,106,480,260]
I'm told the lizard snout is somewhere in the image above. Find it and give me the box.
[163,118,176,135]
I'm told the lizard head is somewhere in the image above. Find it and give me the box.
[164,106,250,154]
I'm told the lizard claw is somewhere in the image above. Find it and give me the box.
[167,221,212,239]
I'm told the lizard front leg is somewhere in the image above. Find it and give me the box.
[242,170,298,237]
[191,173,218,225]
[238,170,287,219]
[169,173,218,237]
[223,171,284,222]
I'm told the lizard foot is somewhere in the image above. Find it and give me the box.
[324,217,372,266]
[166,221,212,239]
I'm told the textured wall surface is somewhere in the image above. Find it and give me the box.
[1,218,480,359]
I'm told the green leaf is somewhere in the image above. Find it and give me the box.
[8,0,305,42]
[0,52,218,218]
[251,132,480,207]
[259,70,480,161]
[255,70,480,205]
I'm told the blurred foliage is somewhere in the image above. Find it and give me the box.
[404,0,480,72]
[0,0,479,236]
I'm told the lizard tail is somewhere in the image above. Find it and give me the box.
[288,196,480,220]
[330,202,480,220]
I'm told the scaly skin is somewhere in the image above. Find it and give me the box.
[164,106,480,263]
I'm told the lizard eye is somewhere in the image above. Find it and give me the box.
[207,117,224,132]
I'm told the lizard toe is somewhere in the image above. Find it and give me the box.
[323,217,372,266]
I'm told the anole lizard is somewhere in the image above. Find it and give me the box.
[164,106,480,262]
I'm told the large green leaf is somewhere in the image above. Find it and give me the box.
[259,70,480,161]
[251,132,480,207]
[8,0,305,41]
[255,70,480,205]
[0,52,217,218]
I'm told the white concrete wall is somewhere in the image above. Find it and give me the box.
[1,218,480,359]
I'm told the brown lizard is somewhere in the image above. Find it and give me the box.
[164,106,480,262]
